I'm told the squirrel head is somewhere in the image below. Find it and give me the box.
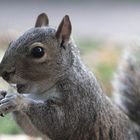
[0,13,74,94]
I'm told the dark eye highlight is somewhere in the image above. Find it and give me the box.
[31,47,45,58]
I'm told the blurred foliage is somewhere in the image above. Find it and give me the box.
[77,39,103,54]
[0,38,122,134]
[93,46,122,96]
[0,114,22,134]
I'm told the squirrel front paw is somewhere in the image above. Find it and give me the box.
[0,94,24,116]
[47,97,63,107]
[0,90,7,117]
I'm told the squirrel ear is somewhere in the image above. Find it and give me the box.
[55,15,72,46]
[35,13,49,27]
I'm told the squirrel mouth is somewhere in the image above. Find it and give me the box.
[10,83,27,93]
[16,84,27,93]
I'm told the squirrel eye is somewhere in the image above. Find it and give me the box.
[31,47,45,58]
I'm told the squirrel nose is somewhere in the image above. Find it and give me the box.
[0,68,15,81]
[1,71,11,81]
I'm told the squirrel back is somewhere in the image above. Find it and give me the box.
[113,43,140,139]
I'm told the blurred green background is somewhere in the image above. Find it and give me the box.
[0,37,123,134]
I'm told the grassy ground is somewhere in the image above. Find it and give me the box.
[0,38,122,134]
[0,115,22,134]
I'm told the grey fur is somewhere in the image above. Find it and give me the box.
[113,44,140,139]
[0,14,138,140]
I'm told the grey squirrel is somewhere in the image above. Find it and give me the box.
[0,13,139,140]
